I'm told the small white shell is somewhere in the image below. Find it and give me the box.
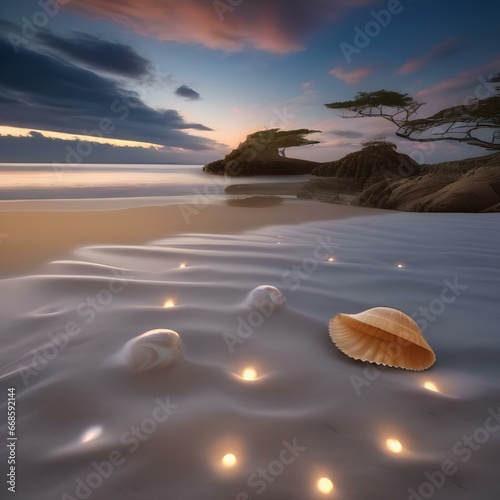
[122,329,182,373]
[329,307,436,371]
[247,285,285,311]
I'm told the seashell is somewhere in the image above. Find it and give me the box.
[247,285,285,310]
[329,307,435,371]
[122,329,182,373]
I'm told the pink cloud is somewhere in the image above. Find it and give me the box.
[329,66,373,84]
[396,38,459,75]
[416,58,500,99]
[66,0,379,53]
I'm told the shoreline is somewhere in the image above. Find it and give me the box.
[1,194,500,499]
[0,198,388,277]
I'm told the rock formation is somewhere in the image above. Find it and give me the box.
[311,142,420,190]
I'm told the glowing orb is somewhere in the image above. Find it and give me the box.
[179,263,186,269]
[81,426,102,443]
[423,381,440,393]
[328,257,335,262]
[222,453,237,467]
[317,477,334,494]
[386,438,403,454]
[241,367,257,381]
[163,299,175,308]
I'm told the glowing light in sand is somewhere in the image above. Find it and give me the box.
[241,367,258,381]
[163,299,175,308]
[386,438,403,454]
[328,257,335,262]
[179,263,187,268]
[222,453,237,467]
[423,381,440,393]
[317,477,334,494]
[80,426,102,443]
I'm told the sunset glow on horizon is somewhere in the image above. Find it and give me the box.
[1,1,497,164]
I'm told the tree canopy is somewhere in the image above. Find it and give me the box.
[325,90,423,126]
[398,95,500,150]
[228,128,321,160]
[325,86,500,150]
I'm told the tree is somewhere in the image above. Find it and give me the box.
[326,90,423,126]
[397,95,500,150]
[227,128,321,161]
[325,85,500,151]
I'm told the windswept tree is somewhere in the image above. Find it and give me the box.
[203,128,321,175]
[397,96,500,150]
[326,90,423,126]
[228,128,321,161]
[326,84,500,151]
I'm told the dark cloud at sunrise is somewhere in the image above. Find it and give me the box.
[38,31,152,78]
[0,132,222,164]
[175,85,201,100]
[0,36,216,150]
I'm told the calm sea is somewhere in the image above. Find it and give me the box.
[0,164,304,201]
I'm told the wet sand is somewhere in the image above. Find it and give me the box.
[0,199,499,500]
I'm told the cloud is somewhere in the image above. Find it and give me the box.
[66,0,379,53]
[38,31,152,78]
[0,37,217,150]
[175,85,201,100]
[329,66,373,84]
[396,38,460,75]
[329,130,364,138]
[415,58,500,99]
[0,132,223,165]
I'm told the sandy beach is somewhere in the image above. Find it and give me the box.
[1,197,499,500]
[0,198,385,277]
[2,0,499,497]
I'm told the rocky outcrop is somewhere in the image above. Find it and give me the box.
[203,128,320,176]
[311,142,420,190]
[356,153,500,212]
[203,157,318,176]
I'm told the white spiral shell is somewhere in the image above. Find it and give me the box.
[247,285,285,310]
[122,329,182,373]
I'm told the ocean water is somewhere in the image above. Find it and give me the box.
[0,164,305,201]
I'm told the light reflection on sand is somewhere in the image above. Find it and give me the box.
[1,212,500,498]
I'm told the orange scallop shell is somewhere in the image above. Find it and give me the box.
[329,307,436,371]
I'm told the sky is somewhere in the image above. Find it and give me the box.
[0,0,498,164]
